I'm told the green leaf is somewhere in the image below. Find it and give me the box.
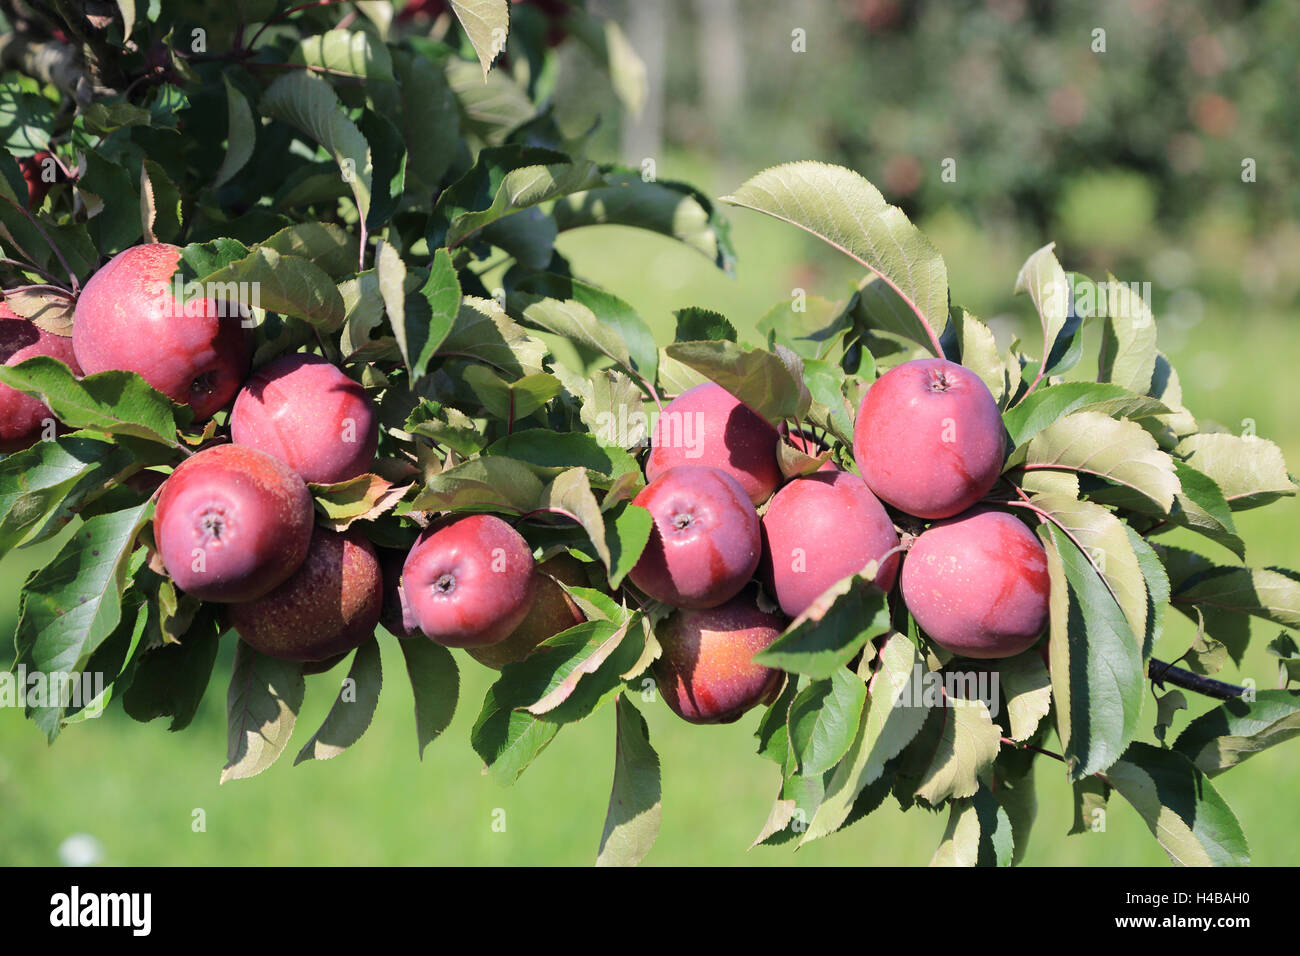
[289,29,394,80]
[519,618,637,716]
[1106,742,1250,866]
[1011,410,1180,513]
[463,366,562,422]
[1154,461,1244,558]
[673,306,736,343]
[539,467,611,576]
[259,221,356,279]
[440,296,548,378]
[486,430,641,484]
[213,75,255,188]
[0,358,183,446]
[392,49,460,192]
[912,696,1003,807]
[803,633,928,841]
[471,678,562,786]
[444,56,535,145]
[411,455,544,513]
[404,401,486,457]
[996,650,1052,742]
[294,640,383,764]
[554,175,735,273]
[722,162,947,353]
[1127,525,1170,660]
[788,669,869,776]
[1172,690,1300,776]
[445,158,603,250]
[511,272,656,383]
[0,434,139,554]
[1096,275,1158,394]
[941,308,1007,405]
[260,70,372,222]
[595,696,661,867]
[1041,523,1145,779]
[399,638,459,759]
[1012,243,1071,379]
[120,609,221,732]
[1030,494,1149,647]
[1171,565,1300,632]
[602,502,652,590]
[220,642,306,783]
[1069,776,1110,835]
[754,573,889,678]
[140,159,181,244]
[202,247,346,330]
[15,503,153,738]
[930,782,1013,867]
[378,244,459,381]
[1002,381,1170,448]
[1175,433,1296,511]
[449,0,510,78]
[663,340,811,423]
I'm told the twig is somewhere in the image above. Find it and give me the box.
[1147,657,1245,700]
[1,257,63,284]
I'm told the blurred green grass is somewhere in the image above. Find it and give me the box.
[2,172,1297,866]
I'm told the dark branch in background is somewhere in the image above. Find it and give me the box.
[1147,657,1245,700]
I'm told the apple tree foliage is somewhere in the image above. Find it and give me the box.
[1,0,1298,867]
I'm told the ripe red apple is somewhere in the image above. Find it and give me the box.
[653,588,787,724]
[853,358,1005,519]
[230,353,379,484]
[646,382,781,505]
[153,444,314,602]
[18,151,54,209]
[760,469,901,617]
[229,527,383,662]
[628,465,761,609]
[467,553,589,669]
[402,514,537,647]
[72,243,251,420]
[900,509,1050,659]
[0,303,83,452]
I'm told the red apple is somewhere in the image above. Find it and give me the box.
[153,444,314,602]
[900,509,1050,659]
[229,527,383,662]
[230,353,379,484]
[853,358,1005,519]
[0,302,82,452]
[760,469,900,617]
[73,243,251,420]
[628,465,761,609]
[653,588,787,724]
[646,382,781,505]
[402,514,537,647]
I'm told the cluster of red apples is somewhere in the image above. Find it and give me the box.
[618,361,1050,726]
[3,241,1050,725]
